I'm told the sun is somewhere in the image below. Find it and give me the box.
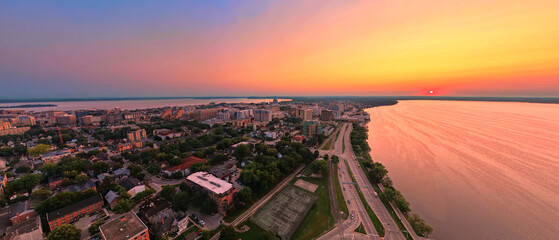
[429,90,434,94]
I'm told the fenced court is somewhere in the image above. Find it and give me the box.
[294,179,319,193]
[252,185,317,239]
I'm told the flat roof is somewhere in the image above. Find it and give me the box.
[47,195,102,221]
[100,212,147,240]
[187,172,233,195]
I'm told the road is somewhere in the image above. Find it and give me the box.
[317,123,380,240]
[340,123,407,240]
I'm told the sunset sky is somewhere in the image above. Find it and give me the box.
[1,0,559,98]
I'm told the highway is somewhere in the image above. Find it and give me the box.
[317,124,380,240]
[340,123,407,240]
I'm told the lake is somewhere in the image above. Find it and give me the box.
[0,98,290,112]
[365,101,559,240]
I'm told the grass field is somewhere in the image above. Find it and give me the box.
[238,221,278,240]
[354,223,366,234]
[291,176,335,240]
[332,163,349,219]
[346,161,385,237]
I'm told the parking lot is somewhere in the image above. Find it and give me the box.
[184,208,223,230]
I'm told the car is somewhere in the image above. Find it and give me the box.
[199,220,205,225]
[347,200,351,204]
[350,214,354,219]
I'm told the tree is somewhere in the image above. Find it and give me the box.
[38,163,60,177]
[210,153,228,165]
[233,144,251,161]
[219,226,238,240]
[331,155,339,164]
[48,224,81,240]
[407,213,433,237]
[92,162,110,174]
[15,166,32,173]
[310,159,328,176]
[13,144,28,156]
[313,150,320,159]
[382,177,393,188]
[29,144,50,157]
[128,164,145,180]
[114,199,133,213]
[369,162,388,183]
[146,163,161,175]
[236,187,252,203]
[201,197,217,214]
[324,154,329,160]
[31,187,51,200]
[171,191,190,211]
[160,185,176,201]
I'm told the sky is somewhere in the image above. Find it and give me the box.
[1,0,559,99]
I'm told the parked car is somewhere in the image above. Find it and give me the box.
[199,220,205,225]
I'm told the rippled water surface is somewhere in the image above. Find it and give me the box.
[366,101,559,240]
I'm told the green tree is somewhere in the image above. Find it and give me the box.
[369,162,388,183]
[310,159,328,176]
[210,153,228,165]
[171,191,190,211]
[48,224,81,240]
[92,161,110,174]
[146,163,161,175]
[407,213,433,237]
[114,199,133,213]
[219,226,237,240]
[160,185,176,201]
[29,144,50,157]
[331,155,339,164]
[236,187,252,203]
[13,144,28,156]
[31,187,51,200]
[38,163,60,177]
[233,144,251,161]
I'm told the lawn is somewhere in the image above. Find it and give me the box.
[354,223,366,234]
[237,221,278,240]
[332,163,349,219]
[291,176,335,240]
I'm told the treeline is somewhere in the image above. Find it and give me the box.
[239,141,316,196]
[351,123,433,237]
[159,183,217,215]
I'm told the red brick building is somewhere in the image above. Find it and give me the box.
[47,195,104,230]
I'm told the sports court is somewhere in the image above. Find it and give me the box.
[252,185,317,239]
[294,179,319,193]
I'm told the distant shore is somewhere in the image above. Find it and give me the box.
[0,96,558,104]
[0,104,57,108]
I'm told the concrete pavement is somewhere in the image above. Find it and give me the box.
[318,123,380,240]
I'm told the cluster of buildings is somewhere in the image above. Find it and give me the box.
[0,99,372,240]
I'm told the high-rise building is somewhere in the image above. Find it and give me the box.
[17,115,36,126]
[254,109,272,122]
[296,108,313,121]
[194,109,218,121]
[127,129,147,142]
[56,114,77,125]
[0,121,11,130]
[320,110,335,121]
[303,121,321,138]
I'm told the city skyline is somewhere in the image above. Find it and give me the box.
[2,0,559,98]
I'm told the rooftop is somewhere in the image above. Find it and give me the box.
[64,179,96,192]
[99,212,148,240]
[187,172,233,195]
[47,195,103,221]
